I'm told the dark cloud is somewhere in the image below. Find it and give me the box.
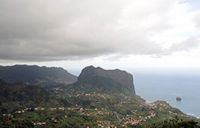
[0,0,199,61]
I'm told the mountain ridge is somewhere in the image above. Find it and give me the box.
[0,65,77,86]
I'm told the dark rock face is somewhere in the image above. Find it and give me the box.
[0,65,77,86]
[77,66,135,94]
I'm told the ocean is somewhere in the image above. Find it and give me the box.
[134,71,200,118]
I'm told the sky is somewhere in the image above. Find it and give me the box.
[0,0,200,74]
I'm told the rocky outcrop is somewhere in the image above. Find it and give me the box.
[76,66,135,94]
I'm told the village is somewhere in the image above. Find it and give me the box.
[1,90,188,128]
[2,104,158,128]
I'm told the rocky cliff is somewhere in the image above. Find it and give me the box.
[75,66,135,94]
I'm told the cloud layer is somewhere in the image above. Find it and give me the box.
[0,0,199,61]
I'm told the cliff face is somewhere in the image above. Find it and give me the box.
[76,66,135,94]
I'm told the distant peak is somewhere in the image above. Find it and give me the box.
[84,65,96,69]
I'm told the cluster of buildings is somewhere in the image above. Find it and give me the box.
[122,111,156,127]
[97,120,117,128]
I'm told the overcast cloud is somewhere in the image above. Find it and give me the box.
[0,0,199,61]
